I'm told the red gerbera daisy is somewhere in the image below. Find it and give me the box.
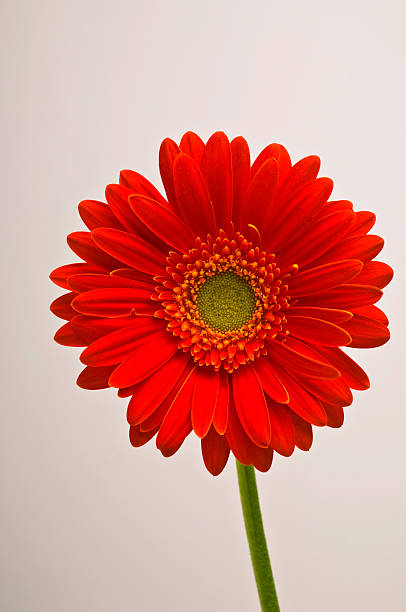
[50,131,392,476]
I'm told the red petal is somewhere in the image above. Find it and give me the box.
[191,368,219,438]
[311,234,384,267]
[80,318,164,366]
[159,138,180,210]
[277,211,354,269]
[287,316,351,346]
[251,143,291,180]
[68,273,150,293]
[67,232,121,270]
[50,263,104,290]
[129,194,195,253]
[50,292,77,320]
[119,169,167,206]
[77,365,116,390]
[267,178,333,251]
[299,284,383,309]
[274,155,321,211]
[273,367,328,425]
[283,337,357,403]
[78,199,121,230]
[126,352,190,425]
[179,131,205,164]
[109,331,179,388]
[341,315,390,348]
[110,268,154,285]
[354,261,393,289]
[118,384,139,398]
[173,153,216,236]
[225,399,273,471]
[137,363,194,431]
[318,200,353,217]
[285,336,333,360]
[290,370,353,407]
[201,427,230,476]
[131,302,157,316]
[105,184,147,235]
[138,406,168,434]
[230,136,251,226]
[268,341,339,380]
[268,401,295,456]
[129,425,159,447]
[281,177,333,220]
[155,367,197,455]
[287,306,353,324]
[347,211,376,236]
[324,403,344,428]
[213,370,229,434]
[71,287,154,317]
[54,321,86,346]
[239,159,278,233]
[232,365,271,447]
[71,314,138,344]
[225,400,252,465]
[289,260,363,297]
[353,305,389,325]
[290,412,313,450]
[200,132,233,229]
[92,228,166,276]
[253,359,289,404]
[314,347,370,390]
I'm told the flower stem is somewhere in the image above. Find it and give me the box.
[236,460,280,612]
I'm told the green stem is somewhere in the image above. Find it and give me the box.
[236,460,280,612]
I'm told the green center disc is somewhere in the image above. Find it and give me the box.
[196,270,256,332]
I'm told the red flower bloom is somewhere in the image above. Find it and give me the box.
[50,132,393,475]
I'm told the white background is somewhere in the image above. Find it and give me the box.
[1,1,405,610]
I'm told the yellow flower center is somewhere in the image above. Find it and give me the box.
[196,270,256,332]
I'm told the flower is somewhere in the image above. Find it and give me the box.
[50,131,392,476]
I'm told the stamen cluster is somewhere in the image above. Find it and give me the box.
[154,229,297,371]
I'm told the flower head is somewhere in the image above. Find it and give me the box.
[50,132,392,475]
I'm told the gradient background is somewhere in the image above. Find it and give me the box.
[1,1,405,610]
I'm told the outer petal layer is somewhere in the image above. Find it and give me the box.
[51,134,392,476]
